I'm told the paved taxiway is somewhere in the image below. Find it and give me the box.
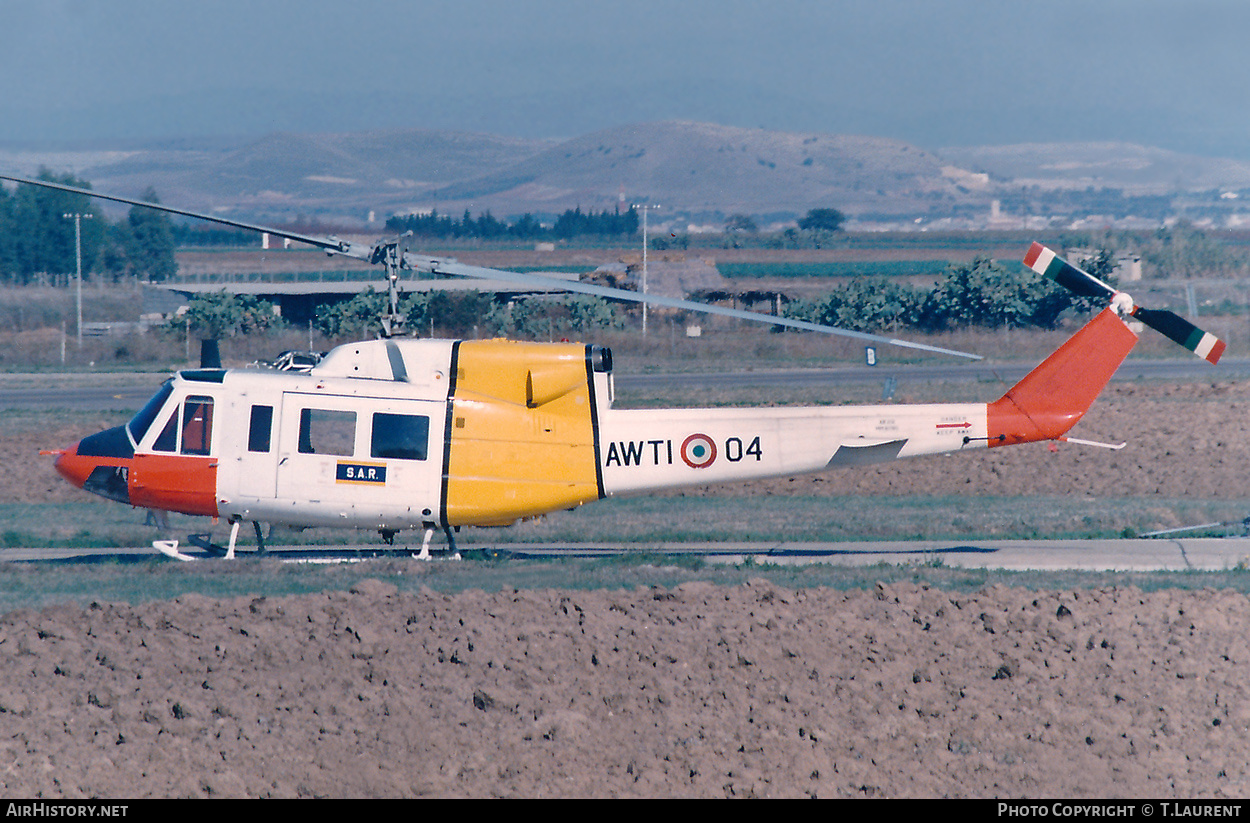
[6,538,1250,571]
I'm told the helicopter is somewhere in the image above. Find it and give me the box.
[0,174,1225,560]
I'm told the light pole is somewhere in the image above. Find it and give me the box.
[633,204,660,336]
[63,212,93,348]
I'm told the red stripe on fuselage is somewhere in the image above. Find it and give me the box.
[130,453,218,517]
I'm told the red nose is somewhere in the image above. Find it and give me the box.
[49,426,134,504]
[54,442,93,489]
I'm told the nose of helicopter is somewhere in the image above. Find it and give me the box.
[53,442,92,489]
[50,426,134,504]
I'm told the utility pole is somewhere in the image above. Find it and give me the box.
[63,212,93,348]
[633,204,660,336]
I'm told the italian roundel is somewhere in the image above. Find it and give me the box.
[680,433,717,468]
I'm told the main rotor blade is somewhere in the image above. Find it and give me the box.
[405,253,982,360]
[0,173,370,260]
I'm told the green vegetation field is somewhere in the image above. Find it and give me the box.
[719,260,952,279]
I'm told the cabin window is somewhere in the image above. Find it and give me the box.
[371,413,430,461]
[248,405,273,453]
[298,409,356,456]
[180,396,214,456]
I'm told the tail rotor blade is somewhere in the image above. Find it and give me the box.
[1023,242,1116,299]
[1131,306,1226,364]
[1023,242,1226,365]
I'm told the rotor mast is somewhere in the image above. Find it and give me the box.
[369,231,412,337]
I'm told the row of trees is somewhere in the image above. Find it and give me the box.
[385,206,640,240]
[181,289,624,341]
[383,206,848,243]
[0,171,177,284]
[180,254,1104,342]
[725,208,847,234]
[783,256,1106,333]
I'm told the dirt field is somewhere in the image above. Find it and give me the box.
[1,578,1248,798]
[4,380,1250,797]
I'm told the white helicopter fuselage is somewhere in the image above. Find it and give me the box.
[52,307,1138,536]
[598,402,987,495]
[4,174,1216,547]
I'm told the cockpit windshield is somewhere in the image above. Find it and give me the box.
[126,380,174,445]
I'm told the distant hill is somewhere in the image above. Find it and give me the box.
[2,122,1249,227]
[427,120,981,216]
[0,129,556,223]
[939,142,1250,194]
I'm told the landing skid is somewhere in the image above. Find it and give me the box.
[150,531,240,561]
[183,519,268,558]
[153,523,462,561]
[155,518,270,561]
[153,539,199,562]
[187,532,230,556]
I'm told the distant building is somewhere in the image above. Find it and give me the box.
[591,255,728,301]
[1067,248,1141,282]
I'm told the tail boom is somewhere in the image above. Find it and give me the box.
[987,307,1137,447]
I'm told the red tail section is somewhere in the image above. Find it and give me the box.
[987,308,1138,447]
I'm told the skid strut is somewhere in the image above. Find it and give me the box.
[417,525,461,561]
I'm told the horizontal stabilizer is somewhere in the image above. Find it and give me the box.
[826,439,907,468]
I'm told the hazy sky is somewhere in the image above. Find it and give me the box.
[2,0,1247,158]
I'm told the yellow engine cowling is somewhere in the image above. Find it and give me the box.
[443,340,603,526]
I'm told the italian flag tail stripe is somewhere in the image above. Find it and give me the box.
[1193,332,1226,364]
[1177,323,1225,364]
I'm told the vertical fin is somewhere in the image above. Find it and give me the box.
[987,308,1137,447]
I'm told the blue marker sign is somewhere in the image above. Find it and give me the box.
[336,462,387,485]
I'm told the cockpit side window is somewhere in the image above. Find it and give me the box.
[181,396,214,455]
[126,381,174,445]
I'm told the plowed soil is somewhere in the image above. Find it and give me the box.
[3,381,1249,797]
[1,579,1247,798]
